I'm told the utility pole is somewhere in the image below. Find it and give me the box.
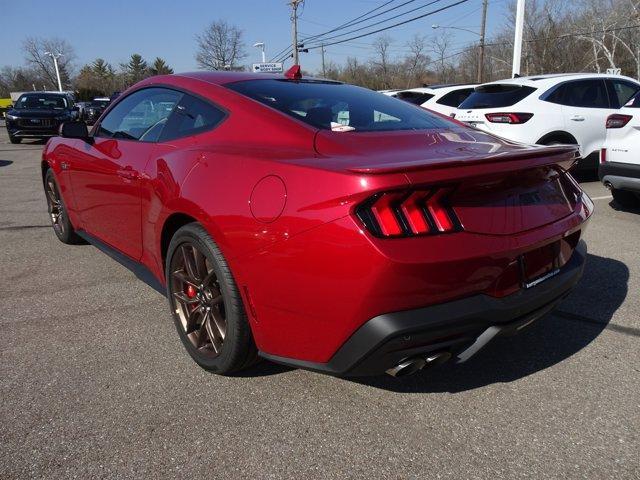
[45,51,63,91]
[477,0,488,83]
[321,43,326,77]
[289,0,303,65]
[512,0,525,77]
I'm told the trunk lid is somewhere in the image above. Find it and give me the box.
[314,128,581,236]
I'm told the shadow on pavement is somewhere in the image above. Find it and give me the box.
[347,253,628,393]
[0,160,13,167]
[608,199,640,215]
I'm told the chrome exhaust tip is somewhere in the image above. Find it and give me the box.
[424,351,452,368]
[386,357,426,377]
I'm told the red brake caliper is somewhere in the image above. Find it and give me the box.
[185,284,197,299]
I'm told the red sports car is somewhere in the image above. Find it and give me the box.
[42,68,592,378]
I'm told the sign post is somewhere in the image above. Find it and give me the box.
[252,63,284,73]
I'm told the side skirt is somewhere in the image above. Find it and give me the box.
[77,230,166,296]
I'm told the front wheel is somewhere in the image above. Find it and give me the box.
[44,169,83,244]
[9,135,21,144]
[166,223,258,374]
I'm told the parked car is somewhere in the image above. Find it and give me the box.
[42,69,591,378]
[599,92,640,207]
[82,97,110,125]
[391,84,477,116]
[5,91,78,143]
[454,73,640,169]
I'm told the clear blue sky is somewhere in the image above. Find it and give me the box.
[2,0,512,74]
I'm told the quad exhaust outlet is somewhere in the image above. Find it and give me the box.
[386,351,452,377]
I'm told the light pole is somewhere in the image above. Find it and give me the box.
[512,0,526,77]
[44,51,63,92]
[253,42,266,63]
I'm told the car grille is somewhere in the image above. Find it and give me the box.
[17,118,55,128]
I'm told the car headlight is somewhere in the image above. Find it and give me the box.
[5,113,18,121]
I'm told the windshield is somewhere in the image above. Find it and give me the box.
[14,93,68,110]
[226,79,452,132]
[89,100,110,108]
[458,84,536,109]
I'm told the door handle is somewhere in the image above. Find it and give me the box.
[570,116,585,122]
[117,166,139,180]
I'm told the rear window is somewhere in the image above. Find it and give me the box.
[226,79,452,132]
[458,84,536,109]
[624,92,640,108]
[394,91,435,105]
[436,88,475,107]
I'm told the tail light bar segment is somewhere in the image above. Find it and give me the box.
[356,187,462,238]
[605,114,632,129]
[485,112,534,124]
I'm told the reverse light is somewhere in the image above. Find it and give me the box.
[600,148,607,164]
[485,112,533,124]
[606,114,632,129]
[356,187,461,238]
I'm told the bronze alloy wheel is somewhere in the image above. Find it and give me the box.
[169,242,227,357]
[46,177,66,236]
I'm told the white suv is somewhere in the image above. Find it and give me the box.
[454,73,640,169]
[390,84,477,117]
[599,91,640,207]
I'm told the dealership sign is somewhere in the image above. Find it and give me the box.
[252,62,284,73]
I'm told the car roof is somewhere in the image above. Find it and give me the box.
[174,71,335,85]
[479,73,639,88]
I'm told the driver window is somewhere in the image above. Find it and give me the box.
[97,87,182,141]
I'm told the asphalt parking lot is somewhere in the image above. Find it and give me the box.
[1,129,638,479]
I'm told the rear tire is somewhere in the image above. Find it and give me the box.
[611,188,640,208]
[44,169,84,244]
[9,135,21,144]
[166,223,258,375]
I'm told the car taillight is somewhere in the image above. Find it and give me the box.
[606,114,632,128]
[356,187,461,238]
[485,112,533,124]
[600,148,607,163]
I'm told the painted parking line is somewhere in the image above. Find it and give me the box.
[590,195,613,200]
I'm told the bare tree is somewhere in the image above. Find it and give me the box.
[403,34,430,87]
[371,35,394,88]
[22,37,76,90]
[195,20,246,70]
[429,31,456,83]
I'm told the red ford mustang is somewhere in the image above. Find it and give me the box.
[42,69,592,377]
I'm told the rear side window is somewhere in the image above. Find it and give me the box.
[436,88,475,107]
[160,94,226,141]
[545,79,609,108]
[97,87,182,141]
[394,91,434,105]
[227,79,452,132]
[458,84,536,109]
[609,79,640,108]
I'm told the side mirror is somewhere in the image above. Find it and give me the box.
[60,121,90,141]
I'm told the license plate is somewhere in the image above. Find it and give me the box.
[30,119,41,124]
[520,242,561,289]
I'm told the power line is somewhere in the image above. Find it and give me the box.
[304,0,471,50]
[276,0,445,61]
[269,0,398,62]
[304,0,446,46]
[275,0,467,63]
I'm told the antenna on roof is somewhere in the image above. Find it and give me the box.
[285,65,302,80]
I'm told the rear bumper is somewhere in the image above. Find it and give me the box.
[261,240,587,376]
[599,161,640,193]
